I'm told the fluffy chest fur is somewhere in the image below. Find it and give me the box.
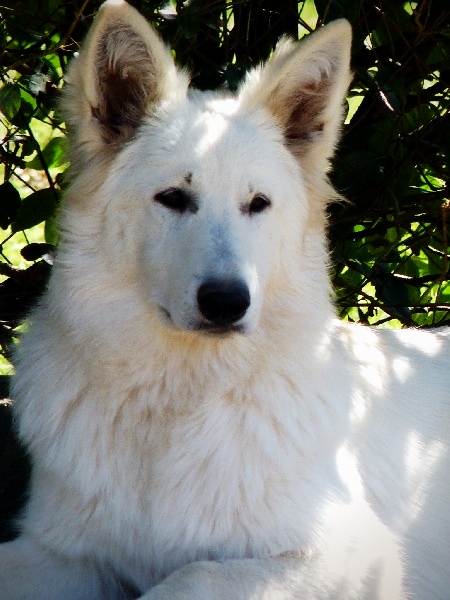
[20,334,347,585]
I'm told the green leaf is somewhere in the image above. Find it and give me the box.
[27,136,67,170]
[44,212,59,245]
[0,182,21,230]
[20,242,55,261]
[397,258,420,278]
[12,188,58,233]
[438,288,450,303]
[10,97,36,129]
[20,136,39,158]
[0,20,5,49]
[0,83,21,121]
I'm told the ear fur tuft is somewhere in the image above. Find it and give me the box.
[63,0,189,169]
[239,20,352,171]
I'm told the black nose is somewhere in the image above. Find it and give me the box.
[197,279,250,326]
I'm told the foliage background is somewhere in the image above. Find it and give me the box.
[0,0,449,538]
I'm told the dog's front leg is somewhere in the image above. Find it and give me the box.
[139,552,406,600]
[140,554,312,600]
[0,536,126,600]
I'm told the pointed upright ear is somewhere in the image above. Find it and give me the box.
[63,0,189,167]
[239,20,352,174]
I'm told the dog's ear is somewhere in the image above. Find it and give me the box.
[63,0,188,168]
[240,20,351,173]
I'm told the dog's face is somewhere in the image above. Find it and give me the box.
[101,96,306,334]
[63,0,351,336]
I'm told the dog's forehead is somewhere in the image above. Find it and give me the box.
[125,91,297,198]
[187,92,270,149]
[187,100,286,191]
[172,93,285,171]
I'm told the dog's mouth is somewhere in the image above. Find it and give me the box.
[157,306,246,337]
[194,322,247,337]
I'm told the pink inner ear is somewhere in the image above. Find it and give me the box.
[252,40,346,158]
[92,23,154,143]
[283,88,329,148]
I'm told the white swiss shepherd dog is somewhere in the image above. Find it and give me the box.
[0,1,449,598]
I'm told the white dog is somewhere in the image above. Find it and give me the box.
[0,1,448,598]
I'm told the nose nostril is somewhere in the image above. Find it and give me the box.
[197,280,250,326]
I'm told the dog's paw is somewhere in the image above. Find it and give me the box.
[140,561,226,600]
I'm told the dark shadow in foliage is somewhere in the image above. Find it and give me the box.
[0,390,30,543]
[0,261,52,363]
[328,0,450,327]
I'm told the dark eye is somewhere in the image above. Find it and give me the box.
[248,194,271,215]
[154,188,192,213]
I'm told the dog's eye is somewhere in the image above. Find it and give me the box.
[154,188,192,213]
[248,194,271,215]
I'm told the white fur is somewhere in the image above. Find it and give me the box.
[0,1,448,599]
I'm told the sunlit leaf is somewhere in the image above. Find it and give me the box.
[0,83,21,121]
[27,137,67,170]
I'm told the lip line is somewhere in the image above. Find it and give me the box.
[157,306,245,336]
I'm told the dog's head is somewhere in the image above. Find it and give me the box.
[62,0,351,337]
